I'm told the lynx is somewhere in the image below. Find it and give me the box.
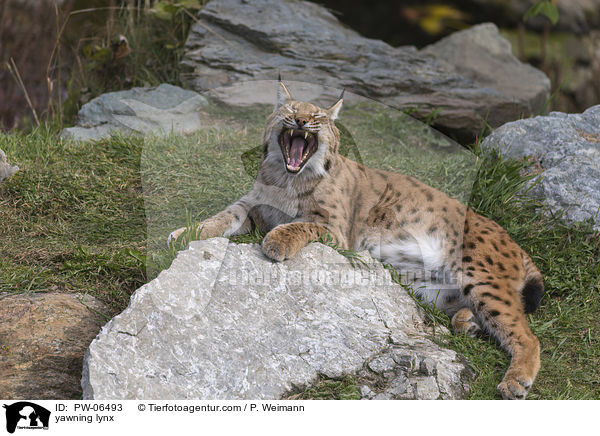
[170,81,544,399]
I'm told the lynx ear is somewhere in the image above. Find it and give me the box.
[327,89,344,120]
[277,75,293,108]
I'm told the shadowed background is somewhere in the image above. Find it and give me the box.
[1,0,599,131]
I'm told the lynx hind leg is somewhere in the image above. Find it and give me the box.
[452,308,482,337]
[461,278,540,400]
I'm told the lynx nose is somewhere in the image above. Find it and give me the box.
[295,117,307,127]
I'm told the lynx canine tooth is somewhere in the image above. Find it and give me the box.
[304,131,309,139]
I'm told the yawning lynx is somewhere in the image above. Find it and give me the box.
[169,81,544,400]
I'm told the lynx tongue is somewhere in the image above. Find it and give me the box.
[288,136,306,171]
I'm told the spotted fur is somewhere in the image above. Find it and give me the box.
[169,82,544,399]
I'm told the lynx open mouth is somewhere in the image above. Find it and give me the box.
[278,129,318,173]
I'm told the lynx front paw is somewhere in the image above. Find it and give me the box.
[167,227,187,246]
[262,223,326,262]
[262,235,292,262]
[261,230,302,262]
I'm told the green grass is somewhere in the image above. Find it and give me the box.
[0,127,146,311]
[285,375,361,400]
[1,101,598,399]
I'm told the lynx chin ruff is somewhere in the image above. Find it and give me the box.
[170,81,544,400]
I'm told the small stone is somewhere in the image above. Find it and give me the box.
[0,148,18,184]
[359,385,375,399]
[389,333,407,345]
[415,376,441,400]
[372,392,393,400]
[385,375,411,398]
[382,371,396,380]
[367,355,397,374]
[419,357,438,376]
[391,349,419,374]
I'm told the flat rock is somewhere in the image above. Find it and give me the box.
[181,0,549,141]
[60,84,208,142]
[481,104,600,230]
[0,148,18,184]
[0,293,109,399]
[82,238,471,400]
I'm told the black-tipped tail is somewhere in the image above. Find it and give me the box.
[522,276,544,313]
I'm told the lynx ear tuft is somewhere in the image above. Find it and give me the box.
[277,78,293,108]
[328,90,344,120]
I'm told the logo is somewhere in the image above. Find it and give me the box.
[3,402,50,433]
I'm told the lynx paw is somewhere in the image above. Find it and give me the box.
[167,227,187,247]
[451,308,482,337]
[262,231,301,262]
[497,374,533,400]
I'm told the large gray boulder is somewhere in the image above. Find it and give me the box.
[421,23,549,116]
[82,238,471,400]
[481,104,600,230]
[181,0,549,141]
[0,148,18,184]
[61,84,208,142]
